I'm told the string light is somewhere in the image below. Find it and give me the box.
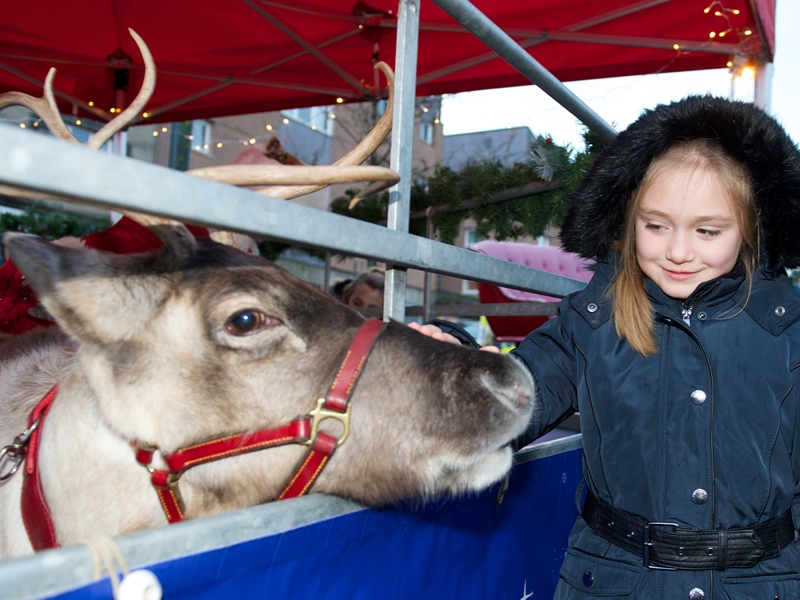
[249,138,256,144]
[216,142,223,148]
[336,98,344,104]
[152,131,158,136]
[161,127,168,133]
[283,118,289,124]
[142,112,149,118]
[88,101,94,107]
[266,124,273,130]
[75,119,81,125]
[19,123,25,128]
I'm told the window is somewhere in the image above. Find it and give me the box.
[191,120,212,155]
[281,106,334,135]
[420,121,434,145]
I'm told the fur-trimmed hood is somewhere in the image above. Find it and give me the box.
[559,95,800,272]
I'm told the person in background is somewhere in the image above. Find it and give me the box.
[334,268,385,309]
[412,96,800,598]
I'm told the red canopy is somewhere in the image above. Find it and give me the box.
[0,0,775,124]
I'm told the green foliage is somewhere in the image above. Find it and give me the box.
[257,240,291,262]
[0,208,111,240]
[330,130,606,244]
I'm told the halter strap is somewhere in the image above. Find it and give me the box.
[20,384,59,550]
[136,318,386,523]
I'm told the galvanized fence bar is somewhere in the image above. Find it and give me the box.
[384,0,422,321]
[432,0,619,145]
[0,126,586,299]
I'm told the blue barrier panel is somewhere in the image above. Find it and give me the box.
[49,446,582,600]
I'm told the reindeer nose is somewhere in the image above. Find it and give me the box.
[493,383,533,412]
[479,361,534,415]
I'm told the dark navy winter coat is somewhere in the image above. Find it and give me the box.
[513,258,800,598]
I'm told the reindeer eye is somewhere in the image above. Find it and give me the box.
[225,310,277,336]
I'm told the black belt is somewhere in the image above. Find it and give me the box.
[581,490,796,570]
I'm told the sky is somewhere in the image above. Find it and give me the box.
[441,0,800,152]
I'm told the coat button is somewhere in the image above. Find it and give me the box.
[775,306,786,316]
[690,390,706,405]
[587,303,598,313]
[689,588,705,600]
[692,489,708,504]
[582,571,594,587]
[697,312,707,320]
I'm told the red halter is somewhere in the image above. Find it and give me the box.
[16,318,385,549]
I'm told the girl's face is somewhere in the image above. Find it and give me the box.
[635,163,742,300]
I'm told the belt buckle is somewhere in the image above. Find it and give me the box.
[642,521,679,570]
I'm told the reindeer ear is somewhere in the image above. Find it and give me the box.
[3,232,171,344]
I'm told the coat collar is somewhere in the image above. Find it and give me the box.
[573,258,800,336]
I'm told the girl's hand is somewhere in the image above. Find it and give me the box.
[408,321,501,353]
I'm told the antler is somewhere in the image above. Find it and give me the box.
[0,29,188,242]
[0,69,79,144]
[253,61,396,200]
[0,40,398,249]
[187,165,399,187]
[88,29,156,150]
[184,62,397,199]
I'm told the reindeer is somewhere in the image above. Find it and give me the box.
[0,229,534,558]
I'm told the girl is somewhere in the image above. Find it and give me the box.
[415,96,800,598]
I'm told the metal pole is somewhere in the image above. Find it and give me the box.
[422,215,434,323]
[754,61,773,112]
[432,0,618,145]
[323,251,331,293]
[384,0,421,322]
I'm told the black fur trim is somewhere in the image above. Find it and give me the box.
[559,95,800,271]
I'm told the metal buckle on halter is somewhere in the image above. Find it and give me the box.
[303,398,351,447]
[0,419,40,484]
[642,521,680,570]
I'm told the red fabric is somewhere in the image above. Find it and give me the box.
[477,282,549,343]
[0,1,773,124]
[21,385,59,551]
[0,217,208,335]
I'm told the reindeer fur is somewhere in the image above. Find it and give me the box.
[0,234,533,558]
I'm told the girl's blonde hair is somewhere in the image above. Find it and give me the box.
[609,138,759,355]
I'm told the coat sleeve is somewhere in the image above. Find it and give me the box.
[510,298,580,450]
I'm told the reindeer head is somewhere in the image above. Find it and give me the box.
[4,232,534,510]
